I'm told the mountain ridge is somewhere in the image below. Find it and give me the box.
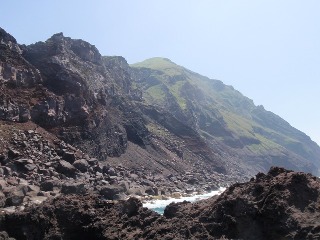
[1,27,320,239]
[1,26,319,192]
[131,57,320,176]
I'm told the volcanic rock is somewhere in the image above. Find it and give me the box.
[98,184,126,200]
[72,159,89,172]
[0,168,318,239]
[56,160,78,177]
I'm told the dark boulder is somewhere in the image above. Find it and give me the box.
[120,197,142,217]
[62,151,76,164]
[7,149,20,160]
[40,180,61,191]
[98,184,126,200]
[56,160,78,177]
[72,159,89,172]
[61,182,86,195]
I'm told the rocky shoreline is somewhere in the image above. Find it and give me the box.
[0,167,318,239]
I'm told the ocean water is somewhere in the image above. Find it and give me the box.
[143,187,226,214]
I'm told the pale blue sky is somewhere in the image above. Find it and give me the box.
[1,1,319,144]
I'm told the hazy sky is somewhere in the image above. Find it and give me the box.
[1,1,319,144]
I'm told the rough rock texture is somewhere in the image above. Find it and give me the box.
[0,195,159,240]
[20,28,227,178]
[1,26,320,239]
[145,167,320,239]
[0,167,319,239]
[0,27,233,195]
[0,119,231,213]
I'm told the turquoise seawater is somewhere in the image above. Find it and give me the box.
[152,207,166,214]
[143,187,226,215]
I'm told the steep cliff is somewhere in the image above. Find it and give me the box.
[1,26,320,190]
[0,27,229,208]
[131,57,320,175]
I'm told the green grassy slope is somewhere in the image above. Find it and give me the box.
[131,57,320,174]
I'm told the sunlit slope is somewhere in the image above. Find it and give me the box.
[131,57,320,173]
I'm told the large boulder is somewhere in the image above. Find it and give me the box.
[72,159,89,172]
[14,159,37,172]
[62,151,76,164]
[61,182,86,195]
[98,184,126,200]
[56,160,78,177]
[40,180,61,192]
[4,185,27,207]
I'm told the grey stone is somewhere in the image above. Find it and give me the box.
[87,158,98,165]
[98,184,125,200]
[0,180,7,190]
[73,159,89,172]
[141,179,154,187]
[56,160,77,177]
[119,181,130,192]
[24,163,37,172]
[61,182,86,195]
[40,180,61,191]
[0,191,6,207]
[5,191,25,206]
[108,167,117,176]
[145,187,156,196]
[128,186,145,196]
[27,185,40,193]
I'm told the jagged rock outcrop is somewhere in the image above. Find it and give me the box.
[0,28,41,88]
[145,167,320,239]
[0,167,319,239]
[0,28,131,160]
[0,28,43,123]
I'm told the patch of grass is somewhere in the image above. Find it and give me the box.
[220,110,255,139]
[145,84,166,104]
[247,134,283,154]
[131,57,184,77]
[169,81,187,110]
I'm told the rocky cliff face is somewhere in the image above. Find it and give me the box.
[1,25,320,190]
[0,28,43,123]
[0,26,320,239]
[0,27,231,214]
[131,57,320,176]
[20,29,228,177]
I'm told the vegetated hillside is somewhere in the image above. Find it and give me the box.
[131,57,320,176]
[0,25,236,208]
[1,24,320,190]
